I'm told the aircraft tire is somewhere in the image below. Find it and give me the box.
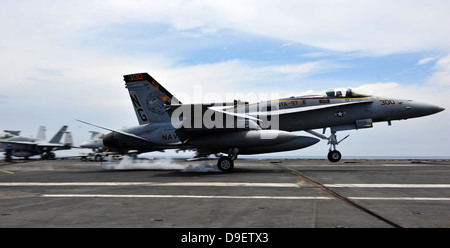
[327,150,341,163]
[95,154,103,161]
[41,152,49,160]
[217,156,234,172]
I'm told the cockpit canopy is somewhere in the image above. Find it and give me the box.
[325,88,370,98]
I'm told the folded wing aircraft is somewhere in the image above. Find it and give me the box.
[0,125,74,159]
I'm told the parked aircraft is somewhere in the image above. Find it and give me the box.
[0,125,74,159]
[79,131,107,152]
[79,73,444,171]
[0,130,21,139]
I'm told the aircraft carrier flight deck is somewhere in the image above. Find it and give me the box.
[0,157,449,228]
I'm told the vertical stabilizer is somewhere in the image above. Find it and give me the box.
[89,131,100,139]
[64,132,73,145]
[124,73,181,124]
[49,125,68,143]
[37,126,46,140]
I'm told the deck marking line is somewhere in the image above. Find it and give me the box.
[40,194,332,200]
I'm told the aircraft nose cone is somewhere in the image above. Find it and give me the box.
[422,103,445,115]
[79,141,92,148]
[80,139,104,148]
[408,102,445,117]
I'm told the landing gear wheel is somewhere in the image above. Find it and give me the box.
[217,156,234,172]
[327,150,342,163]
[94,154,103,161]
[41,152,50,160]
[41,153,48,160]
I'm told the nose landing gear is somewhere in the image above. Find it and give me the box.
[327,150,342,163]
[306,129,349,163]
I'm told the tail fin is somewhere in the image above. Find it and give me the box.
[124,73,181,124]
[63,131,73,146]
[49,125,68,143]
[36,126,46,140]
[89,131,100,139]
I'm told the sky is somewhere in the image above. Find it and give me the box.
[1,0,449,158]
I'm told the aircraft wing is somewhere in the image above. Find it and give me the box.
[185,99,373,119]
[208,106,261,121]
[0,140,72,149]
[175,100,373,127]
[171,105,262,143]
[36,143,69,148]
[0,140,37,146]
[253,100,373,116]
[173,100,373,143]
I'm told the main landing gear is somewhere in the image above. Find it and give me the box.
[218,156,234,172]
[217,148,239,172]
[41,152,55,160]
[306,129,349,163]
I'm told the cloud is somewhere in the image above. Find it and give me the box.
[5,0,448,55]
[353,82,401,97]
[151,59,339,104]
[416,57,438,66]
[103,0,450,55]
[3,0,450,58]
[353,81,449,106]
[428,55,450,86]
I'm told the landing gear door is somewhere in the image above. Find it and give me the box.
[356,118,373,129]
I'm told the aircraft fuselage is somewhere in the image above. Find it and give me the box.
[96,72,444,168]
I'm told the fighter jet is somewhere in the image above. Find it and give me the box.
[78,131,136,161]
[80,73,444,171]
[0,130,21,139]
[0,125,74,159]
[79,131,107,152]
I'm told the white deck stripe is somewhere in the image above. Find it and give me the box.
[40,194,450,201]
[41,194,332,200]
[325,184,450,188]
[2,182,450,188]
[0,182,300,187]
[349,197,450,201]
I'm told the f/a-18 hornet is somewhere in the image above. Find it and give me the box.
[79,73,444,171]
[0,125,74,159]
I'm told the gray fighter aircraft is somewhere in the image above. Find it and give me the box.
[0,130,21,139]
[0,125,74,159]
[80,73,444,171]
[79,131,107,152]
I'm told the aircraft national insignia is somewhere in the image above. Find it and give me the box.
[334,110,347,117]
